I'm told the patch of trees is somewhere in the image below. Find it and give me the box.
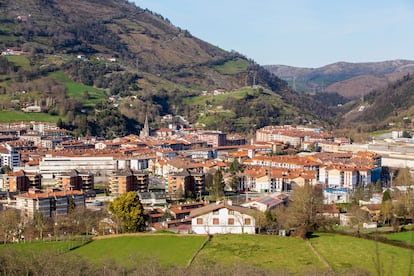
[0,57,17,75]
[63,102,138,138]
[346,74,414,129]
[63,60,139,96]
[313,92,349,108]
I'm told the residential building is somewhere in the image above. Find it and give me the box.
[109,169,149,195]
[167,170,205,198]
[55,170,94,192]
[190,201,257,234]
[15,188,85,219]
[3,170,41,192]
[198,131,226,147]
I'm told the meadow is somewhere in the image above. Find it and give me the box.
[310,233,414,275]
[386,230,414,246]
[70,235,207,268]
[49,71,107,107]
[1,233,413,274]
[0,110,61,123]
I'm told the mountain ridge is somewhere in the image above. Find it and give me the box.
[264,60,414,98]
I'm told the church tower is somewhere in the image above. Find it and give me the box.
[140,114,150,138]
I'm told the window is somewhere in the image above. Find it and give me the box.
[244,218,251,225]
[197,218,203,225]
[213,210,219,215]
[228,210,234,215]
[213,218,219,225]
[228,218,234,225]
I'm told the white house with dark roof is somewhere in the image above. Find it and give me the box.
[189,201,257,234]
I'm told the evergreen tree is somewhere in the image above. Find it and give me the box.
[212,169,225,198]
[109,192,147,233]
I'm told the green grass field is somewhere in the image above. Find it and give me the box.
[0,240,87,255]
[387,231,414,245]
[2,233,413,274]
[6,55,31,69]
[196,234,324,273]
[70,235,207,268]
[0,110,61,123]
[214,58,249,74]
[183,87,260,106]
[310,233,414,275]
[49,71,107,106]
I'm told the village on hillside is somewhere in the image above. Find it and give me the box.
[0,118,414,240]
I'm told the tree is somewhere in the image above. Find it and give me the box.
[349,206,369,235]
[109,192,147,233]
[394,167,414,186]
[0,209,21,243]
[381,189,393,225]
[212,169,225,198]
[285,184,324,238]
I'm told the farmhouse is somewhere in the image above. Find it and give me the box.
[189,201,257,234]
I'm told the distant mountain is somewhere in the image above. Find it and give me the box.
[0,0,333,136]
[264,60,414,99]
[339,74,414,131]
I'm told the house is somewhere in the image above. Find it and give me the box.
[16,15,28,22]
[169,202,205,220]
[241,193,287,212]
[189,201,257,234]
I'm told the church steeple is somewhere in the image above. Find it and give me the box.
[140,114,150,138]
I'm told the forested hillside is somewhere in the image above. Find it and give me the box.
[0,0,331,137]
[340,74,414,132]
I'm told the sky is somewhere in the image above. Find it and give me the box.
[132,0,414,68]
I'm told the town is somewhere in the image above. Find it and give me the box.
[1,118,413,239]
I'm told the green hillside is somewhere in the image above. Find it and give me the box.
[0,0,331,137]
[1,234,413,275]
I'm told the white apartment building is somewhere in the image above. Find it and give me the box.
[39,155,117,179]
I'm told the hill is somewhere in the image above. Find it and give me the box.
[265,60,414,99]
[0,0,332,136]
[339,73,414,131]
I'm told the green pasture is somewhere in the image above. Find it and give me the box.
[214,58,249,74]
[49,71,107,106]
[195,234,323,274]
[0,110,61,123]
[2,233,413,274]
[387,231,414,246]
[310,233,414,275]
[184,87,259,106]
[6,55,30,69]
[70,235,207,268]
[0,240,86,255]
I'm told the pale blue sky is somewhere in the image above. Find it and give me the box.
[132,0,414,68]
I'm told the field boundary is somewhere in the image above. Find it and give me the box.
[186,234,211,269]
[306,240,333,272]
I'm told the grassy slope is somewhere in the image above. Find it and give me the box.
[0,110,61,123]
[0,240,86,255]
[195,235,324,273]
[2,233,413,274]
[49,71,107,107]
[386,231,414,246]
[70,235,206,268]
[310,233,414,275]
